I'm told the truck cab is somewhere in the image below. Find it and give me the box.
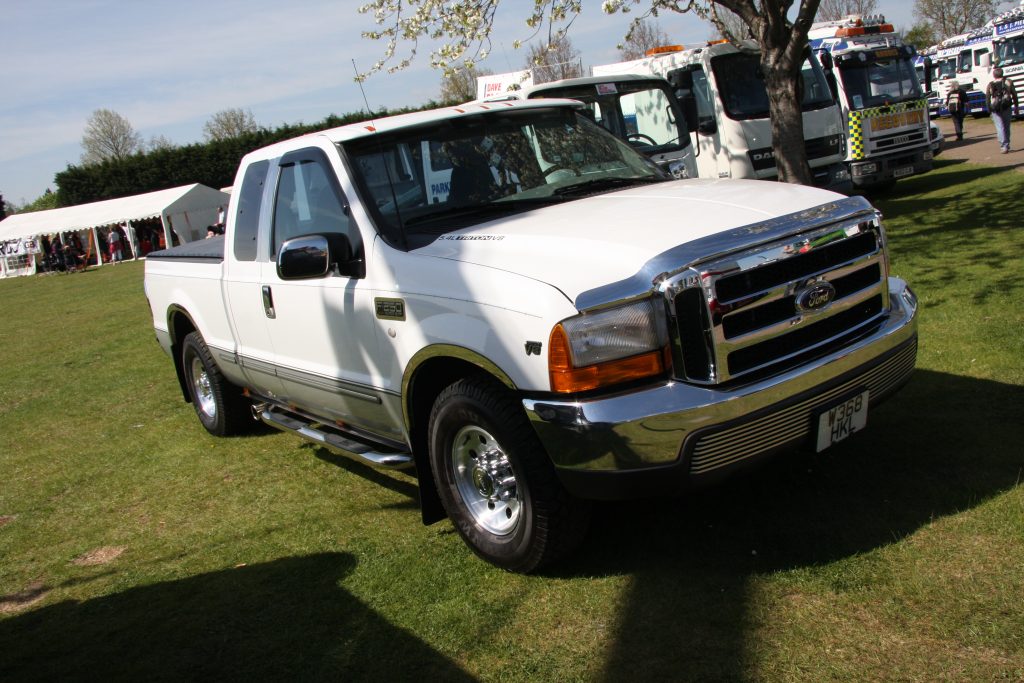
[593,41,851,192]
[810,15,934,189]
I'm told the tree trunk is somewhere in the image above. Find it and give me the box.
[763,63,813,185]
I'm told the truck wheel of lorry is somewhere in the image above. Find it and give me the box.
[428,375,591,572]
[181,331,252,437]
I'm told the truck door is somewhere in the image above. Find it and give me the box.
[260,146,403,443]
[222,159,287,398]
[668,66,723,179]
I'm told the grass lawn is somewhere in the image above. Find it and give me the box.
[1,159,1022,681]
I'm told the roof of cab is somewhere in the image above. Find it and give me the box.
[240,98,584,163]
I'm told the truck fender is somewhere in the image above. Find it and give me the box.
[401,345,518,525]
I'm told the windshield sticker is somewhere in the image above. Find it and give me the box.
[596,82,618,95]
[853,95,864,108]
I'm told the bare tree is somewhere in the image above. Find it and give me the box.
[441,65,494,103]
[816,0,878,22]
[203,108,259,142]
[525,34,583,83]
[619,18,672,60]
[80,109,142,165]
[147,135,176,152]
[705,5,749,41]
[913,0,998,41]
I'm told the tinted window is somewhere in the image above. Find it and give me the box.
[233,160,269,261]
[272,153,357,258]
[712,53,834,120]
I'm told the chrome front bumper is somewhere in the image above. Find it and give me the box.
[523,277,918,499]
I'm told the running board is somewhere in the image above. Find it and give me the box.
[257,406,413,469]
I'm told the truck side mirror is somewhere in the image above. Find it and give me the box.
[277,233,359,280]
[819,51,834,71]
[678,93,699,132]
[698,119,717,135]
[923,57,933,93]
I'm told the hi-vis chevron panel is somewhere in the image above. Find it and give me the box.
[848,99,927,160]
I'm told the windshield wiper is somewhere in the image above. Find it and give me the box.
[552,176,665,197]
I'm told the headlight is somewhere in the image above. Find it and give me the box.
[548,297,669,393]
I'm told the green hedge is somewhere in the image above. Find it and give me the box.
[54,104,443,207]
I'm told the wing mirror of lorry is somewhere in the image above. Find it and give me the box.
[277,233,360,280]
[697,118,717,135]
[923,56,933,93]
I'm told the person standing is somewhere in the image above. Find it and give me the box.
[946,82,967,141]
[108,228,123,263]
[986,67,1018,153]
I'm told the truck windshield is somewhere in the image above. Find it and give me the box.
[838,54,924,109]
[528,80,691,153]
[711,52,835,120]
[342,107,667,246]
[997,36,1024,66]
[934,57,958,80]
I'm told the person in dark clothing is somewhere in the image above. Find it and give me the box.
[946,82,967,141]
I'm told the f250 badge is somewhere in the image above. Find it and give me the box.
[795,281,836,312]
[375,298,406,321]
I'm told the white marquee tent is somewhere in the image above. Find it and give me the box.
[0,184,229,277]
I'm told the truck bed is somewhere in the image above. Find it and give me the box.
[147,235,225,262]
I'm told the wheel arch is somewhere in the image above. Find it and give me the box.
[167,305,201,403]
[402,345,518,525]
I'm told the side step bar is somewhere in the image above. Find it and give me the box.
[257,406,413,470]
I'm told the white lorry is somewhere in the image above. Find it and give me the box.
[992,2,1024,117]
[809,15,934,189]
[144,99,919,571]
[592,40,852,192]
[922,28,994,118]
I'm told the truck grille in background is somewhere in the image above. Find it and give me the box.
[667,214,888,385]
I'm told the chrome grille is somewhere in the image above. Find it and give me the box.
[687,338,917,475]
[664,212,889,385]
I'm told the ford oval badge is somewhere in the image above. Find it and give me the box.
[796,281,837,312]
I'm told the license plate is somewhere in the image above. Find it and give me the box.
[816,390,869,452]
[894,166,914,178]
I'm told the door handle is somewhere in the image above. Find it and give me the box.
[262,285,276,319]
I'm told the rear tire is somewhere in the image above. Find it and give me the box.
[428,375,590,572]
[181,331,252,436]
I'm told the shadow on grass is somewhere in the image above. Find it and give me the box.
[0,553,475,681]
[550,369,1023,680]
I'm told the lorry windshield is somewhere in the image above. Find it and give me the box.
[711,52,835,120]
[997,36,1024,66]
[838,54,924,109]
[934,57,958,80]
[528,80,691,152]
[342,107,667,245]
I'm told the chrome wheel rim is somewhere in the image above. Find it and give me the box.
[190,356,216,420]
[451,425,520,535]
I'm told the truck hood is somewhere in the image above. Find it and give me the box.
[413,178,843,306]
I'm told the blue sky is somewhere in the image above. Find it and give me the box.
[1,0,918,206]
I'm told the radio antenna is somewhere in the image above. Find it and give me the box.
[350,59,408,250]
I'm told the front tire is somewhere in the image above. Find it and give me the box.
[428,375,590,572]
[181,331,251,436]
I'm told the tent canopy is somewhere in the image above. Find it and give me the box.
[0,184,229,242]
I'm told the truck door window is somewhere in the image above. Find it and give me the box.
[234,160,269,261]
[684,68,716,129]
[272,152,358,258]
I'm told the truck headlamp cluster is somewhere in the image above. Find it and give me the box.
[548,298,670,393]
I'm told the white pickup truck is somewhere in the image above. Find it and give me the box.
[144,99,919,572]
